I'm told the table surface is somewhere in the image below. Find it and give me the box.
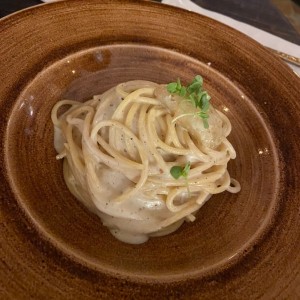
[0,0,300,45]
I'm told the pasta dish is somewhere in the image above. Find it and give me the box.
[51,76,240,244]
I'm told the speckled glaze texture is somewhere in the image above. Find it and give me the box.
[0,0,299,299]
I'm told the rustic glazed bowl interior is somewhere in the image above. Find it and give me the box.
[1,0,299,298]
[6,44,278,278]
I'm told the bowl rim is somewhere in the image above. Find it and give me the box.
[0,0,299,298]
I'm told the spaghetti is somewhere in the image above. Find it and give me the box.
[51,80,240,244]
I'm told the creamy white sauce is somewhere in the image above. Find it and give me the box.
[62,161,176,244]
[53,81,235,244]
[54,84,182,244]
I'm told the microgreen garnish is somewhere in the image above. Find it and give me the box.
[170,162,191,196]
[170,162,190,179]
[167,75,211,128]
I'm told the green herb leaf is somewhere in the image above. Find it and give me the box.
[167,82,178,93]
[170,162,191,197]
[170,162,191,180]
[198,111,208,119]
[170,166,184,179]
[187,82,201,94]
[182,162,191,178]
[179,86,187,97]
[166,75,211,128]
[199,92,210,112]
[194,75,203,84]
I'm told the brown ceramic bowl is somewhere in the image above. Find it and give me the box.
[1,0,300,298]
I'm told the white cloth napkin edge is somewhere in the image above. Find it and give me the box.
[162,0,300,74]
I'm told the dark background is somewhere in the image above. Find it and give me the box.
[0,0,299,45]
